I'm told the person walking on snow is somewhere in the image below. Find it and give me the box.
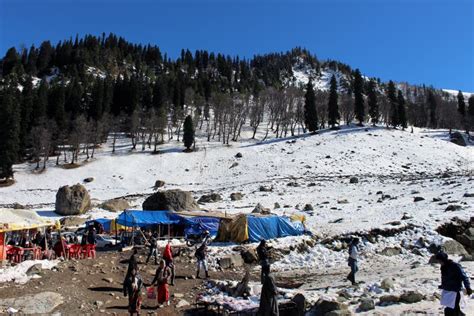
[162,240,175,285]
[195,243,209,279]
[435,252,472,316]
[150,259,171,307]
[347,237,359,285]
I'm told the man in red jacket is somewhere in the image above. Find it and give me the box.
[162,240,175,286]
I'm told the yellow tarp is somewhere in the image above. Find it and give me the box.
[215,214,249,243]
[0,209,56,233]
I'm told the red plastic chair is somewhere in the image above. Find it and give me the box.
[68,244,82,259]
[11,247,24,263]
[81,244,96,259]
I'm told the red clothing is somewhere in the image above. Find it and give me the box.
[157,283,169,303]
[163,244,172,262]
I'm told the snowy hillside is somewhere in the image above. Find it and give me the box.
[1,125,473,237]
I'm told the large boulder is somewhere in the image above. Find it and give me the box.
[441,239,469,256]
[379,247,402,256]
[219,254,244,269]
[358,299,375,312]
[241,248,258,264]
[142,189,200,211]
[400,291,424,304]
[309,298,350,316]
[59,216,87,228]
[55,184,91,215]
[198,193,222,204]
[100,198,130,212]
[230,192,243,201]
[251,203,271,215]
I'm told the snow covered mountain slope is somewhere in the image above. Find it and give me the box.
[0,125,472,237]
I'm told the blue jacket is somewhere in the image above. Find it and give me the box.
[440,260,471,292]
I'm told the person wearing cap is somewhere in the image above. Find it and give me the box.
[347,238,359,285]
[435,251,472,316]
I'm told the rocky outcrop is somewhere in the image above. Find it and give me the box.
[230,192,243,201]
[142,189,200,211]
[100,198,130,212]
[198,193,222,203]
[55,184,91,215]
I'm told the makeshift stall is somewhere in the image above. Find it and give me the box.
[0,209,57,262]
[85,218,127,233]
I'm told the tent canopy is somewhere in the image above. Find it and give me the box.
[216,214,305,243]
[85,218,126,232]
[181,216,220,237]
[0,209,56,233]
[116,210,182,228]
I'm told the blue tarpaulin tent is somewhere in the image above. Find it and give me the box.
[246,215,305,242]
[86,218,113,232]
[181,216,220,237]
[116,210,182,228]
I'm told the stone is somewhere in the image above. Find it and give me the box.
[358,299,375,311]
[379,294,400,305]
[230,192,243,201]
[349,177,358,184]
[445,204,462,212]
[304,204,314,211]
[400,291,424,304]
[55,184,91,215]
[380,277,395,291]
[103,278,114,284]
[274,202,281,209]
[84,177,94,183]
[229,162,239,169]
[100,198,130,212]
[0,292,63,314]
[173,293,184,298]
[324,311,352,316]
[310,298,349,316]
[142,189,200,211]
[450,131,467,146]
[241,248,258,264]
[380,247,402,256]
[457,234,474,248]
[12,202,25,209]
[154,180,166,188]
[219,254,244,269]
[235,152,243,158]
[198,193,222,203]
[337,199,349,204]
[95,300,104,308]
[176,299,190,308]
[251,203,271,215]
[259,185,273,192]
[59,216,87,228]
[433,197,442,202]
[413,196,425,202]
[441,239,469,256]
[464,192,474,198]
[26,263,43,276]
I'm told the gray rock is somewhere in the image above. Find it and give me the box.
[0,292,63,314]
[103,278,114,284]
[230,192,243,201]
[198,193,222,203]
[349,177,359,184]
[400,291,424,303]
[441,239,469,256]
[310,298,349,316]
[176,299,190,308]
[173,293,184,298]
[380,247,402,256]
[235,152,243,158]
[464,192,474,198]
[84,177,94,183]
[445,204,462,212]
[55,184,91,215]
[100,198,130,212]
[358,299,375,311]
[274,202,281,209]
[304,204,314,211]
[241,248,258,264]
[252,203,271,215]
[259,186,273,192]
[26,263,43,276]
[380,277,395,291]
[154,180,166,188]
[450,131,467,146]
[379,294,400,305]
[229,162,239,169]
[219,254,244,269]
[413,196,425,202]
[142,189,200,211]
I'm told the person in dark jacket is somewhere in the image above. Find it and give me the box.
[145,234,159,265]
[258,264,279,316]
[347,238,359,285]
[257,240,271,284]
[123,268,144,315]
[436,252,472,316]
[195,243,209,278]
[126,248,139,280]
[87,227,96,245]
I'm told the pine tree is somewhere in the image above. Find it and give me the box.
[457,90,465,117]
[182,115,195,151]
[386,81,398,127]
[34,80,49,120]
[367,79,378,126]
[468,95,474,117]
[304,80,318,132]
[2,47,20,76]
[427,90,437,128]
[353,69,365,125]
[0,88,21,179]
[397,90,407,130]
[19,77,35,153]
[327,75,339,129]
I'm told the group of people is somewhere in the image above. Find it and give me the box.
[122,236,211,315]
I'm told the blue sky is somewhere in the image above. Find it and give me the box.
[0,0,473,91]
